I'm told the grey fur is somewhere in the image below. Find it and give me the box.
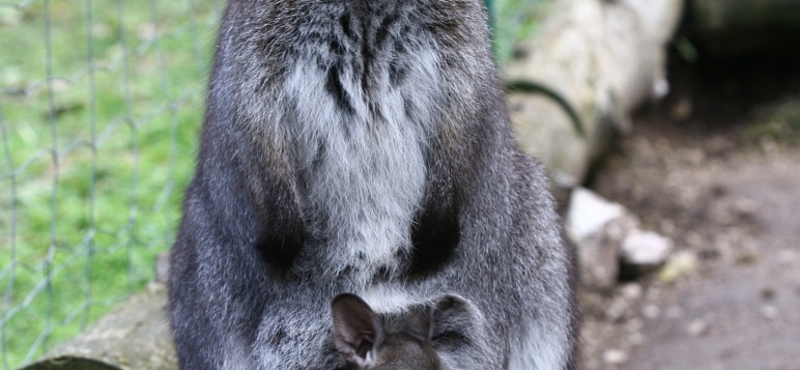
[168,0,578,369]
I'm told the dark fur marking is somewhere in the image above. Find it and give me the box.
[330,38,346,56]
[339,13,355,42]
[310,138,326,172]
[255,219,305,273]
[325,64,355,115]
[300,30,326,45]
[269,326,287,347]
[355,2,373,101]
[394,39,406,54]
[375,15,395,48]
[389,59,407,87]
[360,43,373,95]
[408,197,460,278]
[403,97,414,118]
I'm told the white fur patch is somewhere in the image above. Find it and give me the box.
[283,47,441,286]
[507,319,570,370]
[356,284,417,314]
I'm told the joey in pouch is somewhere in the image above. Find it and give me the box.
[331,293,444,370]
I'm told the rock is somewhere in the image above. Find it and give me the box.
[571,230,620,291]
[629,332,645,346]
[777,248,799,266]
[619,229,674,280]
[568,188,629,238]
[621,229,674,267]
[568,188,678,286]
[620,283,643,300]
[686,319,709,337]
[567,188,639,291]
[642,304,661,319]
[603,349,629,365]
[760,305,779,320]
[760,286,777,301]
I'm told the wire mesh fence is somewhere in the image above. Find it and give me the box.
[0,0,219,368]
[0,0,546,368]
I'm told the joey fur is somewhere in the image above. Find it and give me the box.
[168,0,578,369]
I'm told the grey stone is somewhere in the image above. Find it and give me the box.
[567,188,639,290]
[621,229,674,267]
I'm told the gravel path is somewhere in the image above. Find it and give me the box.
[576,58,800,370]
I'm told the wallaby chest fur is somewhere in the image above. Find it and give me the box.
[169,0,577,369]
[210,0,492,284]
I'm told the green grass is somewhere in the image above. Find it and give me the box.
[0,0,219,368]
[0,1,545,369]
[493,0,552,63]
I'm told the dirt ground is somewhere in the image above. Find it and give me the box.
[575,56,800,370]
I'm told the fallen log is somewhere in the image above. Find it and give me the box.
[19,284,177,370]
[504,0,682,200]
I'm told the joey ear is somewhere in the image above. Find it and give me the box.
[428,294,477,348]
[331,293,385,367]
[401,306,434,342]
[432,294,470,324]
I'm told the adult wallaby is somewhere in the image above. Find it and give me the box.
[168,0,578,369]
[331,293,468,370]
